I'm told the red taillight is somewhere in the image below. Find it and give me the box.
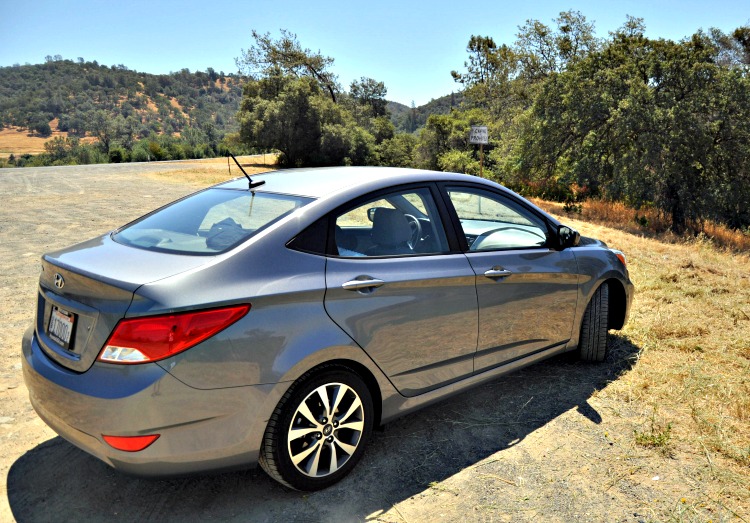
[103,434,160,452]
[98,304,250,364]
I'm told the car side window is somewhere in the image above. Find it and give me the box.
[447,188,549,250]
[334,188,449,257]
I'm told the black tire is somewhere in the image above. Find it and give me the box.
[259,366,374,491]
[579,282,609,362]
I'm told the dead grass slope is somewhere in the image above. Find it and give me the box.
[543,207,750,516]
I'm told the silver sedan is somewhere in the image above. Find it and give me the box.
[22,166,633,491]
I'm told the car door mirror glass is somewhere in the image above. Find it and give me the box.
[558,225,581,249]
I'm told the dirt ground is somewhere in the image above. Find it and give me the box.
[0,160,745,522]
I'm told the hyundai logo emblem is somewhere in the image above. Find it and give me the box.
[54,273,65,289]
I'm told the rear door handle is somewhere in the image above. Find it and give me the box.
[484,268,512,279]
[342,278,386,291]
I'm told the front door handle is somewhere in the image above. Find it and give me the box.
[484,267,512,279]
[342,277,386,291]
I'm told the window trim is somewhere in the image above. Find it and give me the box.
[437,183,555,252]
[288,182,464,259]
[332,184,452,258]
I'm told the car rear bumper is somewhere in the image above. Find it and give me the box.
[22,326,280,477]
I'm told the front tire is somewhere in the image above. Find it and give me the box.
[579,282,609,362]
[259,366,374,491]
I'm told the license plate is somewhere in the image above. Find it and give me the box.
[48,306,76,350]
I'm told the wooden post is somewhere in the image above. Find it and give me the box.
[480,143,484,178]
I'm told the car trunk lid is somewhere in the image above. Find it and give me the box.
[36,234,211,372]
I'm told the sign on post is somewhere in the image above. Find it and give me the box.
[469,126,488,176]
[469,126,488,144]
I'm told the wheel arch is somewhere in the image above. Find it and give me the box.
[606,277,628,330]
[567,268,632,351]
[271,338,397,429]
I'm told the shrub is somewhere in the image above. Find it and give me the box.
[34,121,52,137]
[109,147,125,163]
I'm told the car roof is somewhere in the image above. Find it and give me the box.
[212,166,562,228]
[213,166,478,199]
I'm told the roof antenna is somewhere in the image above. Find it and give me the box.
[227,152,266,190]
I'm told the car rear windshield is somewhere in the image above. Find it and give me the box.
[112,188,313,255]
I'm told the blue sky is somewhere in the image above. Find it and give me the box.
[1,0,748,106]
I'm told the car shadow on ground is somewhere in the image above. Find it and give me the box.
[8,335,640,522]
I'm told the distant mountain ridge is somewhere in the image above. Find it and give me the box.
[387,92,463,133]
[0,58,244,140]
[0,58,461,145]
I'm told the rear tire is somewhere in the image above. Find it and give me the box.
[579,282,609,362]
[259,366,373,491]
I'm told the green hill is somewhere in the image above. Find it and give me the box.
[0,57,463,168]
[0,57,244,140]
[0,57,460,142]
[388,92,463,133]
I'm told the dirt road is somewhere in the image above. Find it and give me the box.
[0,161,737,522]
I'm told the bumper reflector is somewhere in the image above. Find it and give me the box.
[103,434,160,452]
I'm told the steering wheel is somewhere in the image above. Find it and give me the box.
[470,226,546,250]
[404,214,422,249]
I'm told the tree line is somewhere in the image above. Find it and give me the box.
[4,16,750,234]
[236,17,750,234]
[0,54,456,168]
[425,14,750,234]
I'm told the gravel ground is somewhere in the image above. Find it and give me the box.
[0,161,737,522]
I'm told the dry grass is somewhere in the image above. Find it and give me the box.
[0,124,99,159]
[702,220,750,252]
[545,207,750,509]
[534,198,750,252]
[0,126,65,156]
[142,155,278,186]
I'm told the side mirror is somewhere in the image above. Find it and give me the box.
[557,225,580,249]
[367,207,378,222]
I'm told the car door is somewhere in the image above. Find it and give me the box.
[323,186,478,397]
[443,185,580,373]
